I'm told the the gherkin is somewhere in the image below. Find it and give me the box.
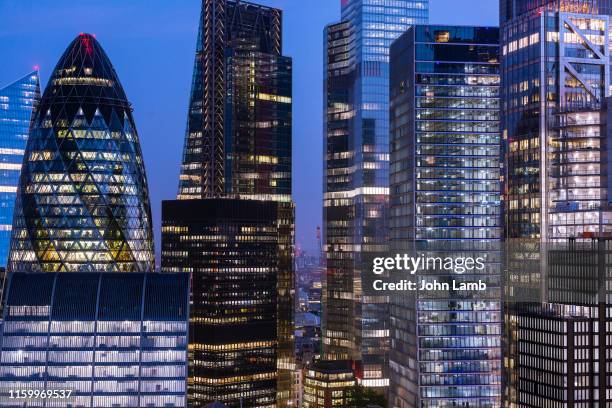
[8,33,154,273]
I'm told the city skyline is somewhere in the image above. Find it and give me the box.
[2,1,612,408]
[0,0,498,256]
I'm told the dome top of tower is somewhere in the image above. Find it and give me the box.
[45,33,128,104]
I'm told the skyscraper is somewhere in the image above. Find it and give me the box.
[162,199,293,407]
[501,0,612,240]
[0,33,185,408]
[323,0,428,390]
[501,1,612,406]
[162,1,294,406]
[7,33,154,273]
[388,25,502,407]
[178,0,290,202]
[0,272,190,407]
[302,360,355,408]
[0,72,40,267]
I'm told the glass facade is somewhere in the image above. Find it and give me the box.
[501,2,612,406]
[178,0,291,202]
[161,199,293,407]
[7,34,154,273]
[170,1,295,406]
[0,72,40,267]
[389,25,502,407]
[0,272,189,407]
[323,0,428,390]
[502,2,612,240]
[551,107,610,239]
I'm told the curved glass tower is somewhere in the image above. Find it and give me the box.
[8,33,154,273]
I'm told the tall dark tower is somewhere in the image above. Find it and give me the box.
[163,1,294,407]
[178,0,290,201]
[8,33,154,273]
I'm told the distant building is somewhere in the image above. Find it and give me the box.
[0,272,189,407]
[303,360,355,408]
[295,311,321,367]
[0,71,39,268]
[8,33,154,273]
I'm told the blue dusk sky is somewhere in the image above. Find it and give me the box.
[0,0,498,255]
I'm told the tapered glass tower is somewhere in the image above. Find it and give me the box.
[163,1,294,406]
[178,0,290,202]
[0,72,40,267]
[8,33,154,273]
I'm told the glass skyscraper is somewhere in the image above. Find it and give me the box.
[178,0,291,202]
[8,33,154,273]
[0,72,40,267]
[323,0,428,390]
[501,0,612,240]
[0,272,189,407]
[163,1,294,406]
[389,25,502,407]
[501,1,612,406]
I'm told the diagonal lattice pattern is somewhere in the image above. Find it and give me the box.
[8,33,154,273]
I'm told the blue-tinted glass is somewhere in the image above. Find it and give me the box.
[389,25,501,407]
[323,0,430,391]
[0,72,39,267]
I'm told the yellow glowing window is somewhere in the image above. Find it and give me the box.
[434,31,450,43]
[257,93,291,104]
